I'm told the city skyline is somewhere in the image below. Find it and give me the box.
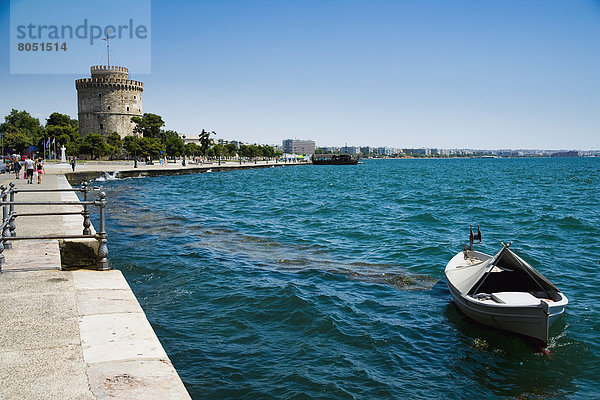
[1,1,600,150]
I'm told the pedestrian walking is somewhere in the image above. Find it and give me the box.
[24,156,35,184]
[13,158,21,179]
[36,158,45,184]
[71,156,76,171]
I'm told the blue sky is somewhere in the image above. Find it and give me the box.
[1,0,599,149]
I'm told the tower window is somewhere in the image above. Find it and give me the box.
[100,124,103,129]
[127,106,130,111]
[133,96,136,99]
[107,106,111,110]
[99,93,101,97]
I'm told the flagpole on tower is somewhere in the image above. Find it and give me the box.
[102,32,110,67]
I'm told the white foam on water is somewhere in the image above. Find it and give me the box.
[95,171,119,181]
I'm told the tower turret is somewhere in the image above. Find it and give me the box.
[76,65,143,139]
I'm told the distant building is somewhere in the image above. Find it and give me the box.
[495,150,519,157]
[316,146,339,153]
[181,133,215,146]
[551,151,579,158]
[377,147,393,156]
[403,148,429,156]
[340,146,358,154]
[282,139,315,154]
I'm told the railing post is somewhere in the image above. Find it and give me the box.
[1,185,11,250]
[9,182,16,237]
[0,231,4,269]
[96,191,109,270]
[82,182,92,235]
[0,185,4,265]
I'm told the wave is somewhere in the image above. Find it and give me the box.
[412,212,440,223]
[94,170,120,181]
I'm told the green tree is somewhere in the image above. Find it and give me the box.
[46,123,76,143]
[66,137,82,156]
[185,142,201,157]
[58,134,71,146]
[212,144,224,160]
[45,112,79,149]
[106,132,122,150]
[141,137,165,158]
[198,129,215,156]
[238,144,250,158]
[225,143,238,158]
[131,113,165,139]
[106,132,122,158]
[123,135,140,158]
[0,109,45,154]
[4,131,31,154]
[79,133,109,159]
[248,145,260,159]
[46,112,77,129]
[259,145,275,158]
[164,131,184,157]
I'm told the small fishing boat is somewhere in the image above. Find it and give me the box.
[444,227,568,344]
[311,154,359,165]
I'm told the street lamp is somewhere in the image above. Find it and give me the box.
[134,135,138,168]
[182,134,186,166]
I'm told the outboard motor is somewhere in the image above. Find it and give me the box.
[464,225,482,258]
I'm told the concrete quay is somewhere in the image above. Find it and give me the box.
[52,158,309,185]
[0,172,191,399]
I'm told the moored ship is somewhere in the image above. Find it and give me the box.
[311,154,359,165]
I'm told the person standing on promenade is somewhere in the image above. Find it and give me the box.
[24,156,35,184]
[13,158,21,179]
[71,156,76,171]
[36,158,45,184]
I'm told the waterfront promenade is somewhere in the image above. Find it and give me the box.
[0,159,306,399]
[0,172,191,399]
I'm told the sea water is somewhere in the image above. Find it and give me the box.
[92,158,600,399]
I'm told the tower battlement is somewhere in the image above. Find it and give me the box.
[90,65,129,74]
[75,78,144,91]
[76,65,143,139]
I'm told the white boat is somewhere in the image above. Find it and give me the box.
[445,227,568,344]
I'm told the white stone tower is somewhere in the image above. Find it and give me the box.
[75,65,144,139]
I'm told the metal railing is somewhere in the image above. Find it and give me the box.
[0,182,108,271]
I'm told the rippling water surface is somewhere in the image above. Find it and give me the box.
[93,158,600,399]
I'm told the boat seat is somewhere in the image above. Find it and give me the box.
[491,292,540,306]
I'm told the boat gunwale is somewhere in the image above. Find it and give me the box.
[445,250,568,309]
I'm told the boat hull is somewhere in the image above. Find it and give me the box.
[447,284,555,343]
[311,159,359,165]
[444,250,567,344]
[311,154,359,165]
